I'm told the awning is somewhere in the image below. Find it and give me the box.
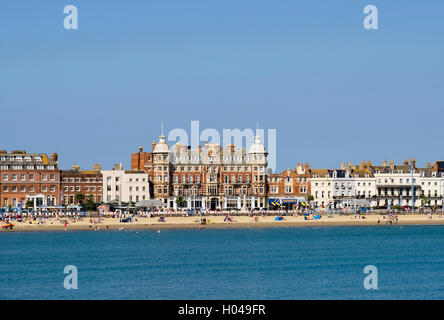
[135,199,166,208]
[268,198,281,207]
[282,199,297,204]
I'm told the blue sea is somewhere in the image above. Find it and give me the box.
[1,225,443,300]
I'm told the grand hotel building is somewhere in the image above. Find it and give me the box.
[131,133,269,210]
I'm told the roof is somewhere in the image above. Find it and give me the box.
[135,199,165,207]
[351,169,374,177]
[153,135,169,153]
[0,152,58,167]
[249,136,267,154]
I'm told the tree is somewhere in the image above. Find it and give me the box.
[176,196,187,209]
[26,200,34,209]
[421,196,431,207]
[75,193,86,204]
[307,195,314,201]
[85,194,95,211]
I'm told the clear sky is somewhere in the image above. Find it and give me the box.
[1,1,443,171]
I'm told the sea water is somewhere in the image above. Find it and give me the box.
[1,225,443,299]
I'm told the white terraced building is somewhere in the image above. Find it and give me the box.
[101,164,151,204]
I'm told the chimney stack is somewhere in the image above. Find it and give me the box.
[390,160,395,170]
[411,157,416,168]
[51,153,58,162]
[152,140,156,152]
[433,162,438,172]
[93,164,101,171]
[403,159,408,166]
[139,145,143,153]
[382,160,387,166]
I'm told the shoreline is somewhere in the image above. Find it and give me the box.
[2,215,444,232]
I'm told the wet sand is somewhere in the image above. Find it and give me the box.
[2,214,444,232]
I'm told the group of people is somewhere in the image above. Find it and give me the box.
[378,214,399,224]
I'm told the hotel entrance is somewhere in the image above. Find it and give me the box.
[210,198,218,210]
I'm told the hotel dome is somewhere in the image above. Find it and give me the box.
[249,135,267,154]
[153,135,169,153]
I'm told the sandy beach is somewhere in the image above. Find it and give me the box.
[2,214,444,232]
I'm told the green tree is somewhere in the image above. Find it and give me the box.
[176,196,187,208]
[26,200,34,209]
[75,193,86,204]
[421,196,431,207]
[86,194,95,211]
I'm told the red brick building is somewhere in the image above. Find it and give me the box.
[61,165,103,205]
[0,150,60,208]
[268,163,311,209]
[130,134,269,210]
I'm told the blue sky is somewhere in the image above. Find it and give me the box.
[1,1,443,171]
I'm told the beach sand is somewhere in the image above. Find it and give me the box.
[2,214,444,232]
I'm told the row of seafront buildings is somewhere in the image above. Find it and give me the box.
[2,133,444,210]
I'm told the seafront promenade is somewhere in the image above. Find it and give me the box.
[3,213,444,232]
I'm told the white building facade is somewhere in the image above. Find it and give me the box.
[101,165,150,203]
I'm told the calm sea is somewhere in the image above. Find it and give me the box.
[1,225,443,300]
